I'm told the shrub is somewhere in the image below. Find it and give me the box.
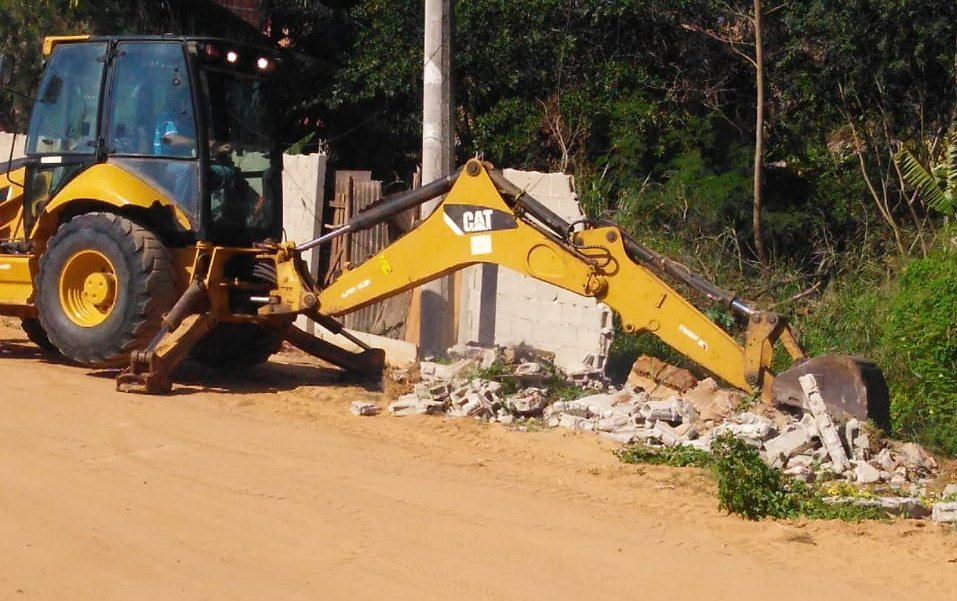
[881,248,957,453]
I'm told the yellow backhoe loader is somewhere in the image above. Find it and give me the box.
[0,35,888,426]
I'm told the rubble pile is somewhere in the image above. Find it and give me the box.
[368,345,955,521]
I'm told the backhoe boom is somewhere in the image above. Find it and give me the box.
[316,160,888,425]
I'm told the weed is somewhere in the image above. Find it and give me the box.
[617,433,889,521]
[615,443,714,468]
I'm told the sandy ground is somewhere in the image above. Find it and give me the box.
[0,324,954,601]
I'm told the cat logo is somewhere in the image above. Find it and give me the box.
[462,209,494,232]
[443,204,518,236]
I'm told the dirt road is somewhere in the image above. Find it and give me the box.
[0,326,954,601]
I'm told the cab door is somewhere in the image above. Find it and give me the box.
[23,41,107,235]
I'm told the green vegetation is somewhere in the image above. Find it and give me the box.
[618,434,887,521]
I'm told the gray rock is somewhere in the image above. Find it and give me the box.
[932,502,957,523]
[350,401,379,416]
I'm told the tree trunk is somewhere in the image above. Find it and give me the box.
[752,0,768,268]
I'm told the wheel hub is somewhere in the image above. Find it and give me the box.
[59,250,118,327]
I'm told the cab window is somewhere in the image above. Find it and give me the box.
[26,42,107,155]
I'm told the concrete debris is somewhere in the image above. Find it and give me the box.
[853,460,882,485]
[506,388,548,416]
[898,442,938,474]
[800,374,850,474]
[763,425,815,468]
[350,401,379,416]
[931,502,957,523]
[389,393,446,416]
[639,398,697,425]
[392,346,949,516]
[942,484,957,500]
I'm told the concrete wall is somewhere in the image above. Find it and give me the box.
[0,132,26,162]
[458,169,614,374]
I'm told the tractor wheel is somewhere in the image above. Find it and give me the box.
[36,213,177,367]
[188,322,283,369]
[20,317,56,352]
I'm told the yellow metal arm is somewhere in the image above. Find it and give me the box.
[318,160,804,397]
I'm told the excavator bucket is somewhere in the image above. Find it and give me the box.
[771,355,891,430]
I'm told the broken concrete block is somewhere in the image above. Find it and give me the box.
[596,414,635,432]
[506,388,548,416]
[653,421,680,446]
[942,484,957,500]
[389,394,445,416]
[557,413,592,431]
[932,502,957,523]
[763,425,815,468]
[783,463,815,483]
[713,419,775,443]
[853,460,882,484]
[450,385,472,407]
[350,401,379,416]
[681,377,738,423]
[568,392,622,417]
[600,430,638,444]
[628,355,698,392]
[480,348,500,369]
[799,413,820,439]
[876,447,896,472]
[420,359,474,382]
[674,422,698,441]
[897,442,938,474]
[678,437,713,453]
[640,398,695,424]
[799,374,850,474]
[429,383,452,401]
[786,454,815,468]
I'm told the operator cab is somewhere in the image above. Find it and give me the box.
[23,36,283,245]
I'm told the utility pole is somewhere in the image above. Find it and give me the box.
[418,0,454,358]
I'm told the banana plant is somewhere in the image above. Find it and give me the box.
[894,127,957,215]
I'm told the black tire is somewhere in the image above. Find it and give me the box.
[189,322,283,369]
[20,317,57,352]
[36,213,177,367]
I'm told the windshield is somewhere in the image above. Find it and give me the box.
[200,67,281,243]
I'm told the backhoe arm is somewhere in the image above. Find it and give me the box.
[316,160,887,423]
[320,160,797,397]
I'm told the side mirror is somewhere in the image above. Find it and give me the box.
[0,55,13,87]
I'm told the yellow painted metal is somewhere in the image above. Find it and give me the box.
[42,35,91,56]
[0,255,38,310]
[34,164,193,238]
[0,165,26,240]
[58,249,117,327]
